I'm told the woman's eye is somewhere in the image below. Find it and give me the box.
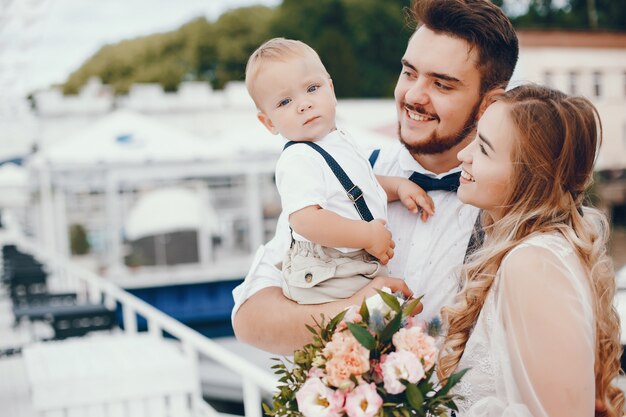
[479,143,488,156]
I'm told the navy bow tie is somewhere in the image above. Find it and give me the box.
[408,171,461,192]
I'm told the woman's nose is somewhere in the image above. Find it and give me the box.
[457,141,474,163]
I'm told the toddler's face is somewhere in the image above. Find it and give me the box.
[254,55,337,142]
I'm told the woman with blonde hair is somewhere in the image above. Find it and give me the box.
[438,84,624,416]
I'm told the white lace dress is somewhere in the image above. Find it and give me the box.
[452,233,596,417]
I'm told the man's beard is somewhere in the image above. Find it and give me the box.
[398,100,481,155]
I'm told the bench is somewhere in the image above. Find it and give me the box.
[12,303,117,340]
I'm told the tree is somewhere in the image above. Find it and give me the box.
[511,0,625,30]
[268,0,411,98]
[69,224,90,255]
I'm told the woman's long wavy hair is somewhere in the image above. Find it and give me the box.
[436,84,624,416]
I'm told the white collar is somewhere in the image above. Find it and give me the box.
[397,145,462,179]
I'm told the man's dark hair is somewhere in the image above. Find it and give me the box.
[412,0,519,93]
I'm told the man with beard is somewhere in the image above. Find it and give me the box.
[232,0,519,354]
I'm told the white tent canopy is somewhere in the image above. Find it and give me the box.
[32,110,220,166]
[0,163,28,187]
[124,187,218,241]
[30,108,395,169]
[0,163,30,207]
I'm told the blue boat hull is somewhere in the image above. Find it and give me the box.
[116,279,243,338]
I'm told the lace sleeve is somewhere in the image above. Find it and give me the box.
[470,243,596,417]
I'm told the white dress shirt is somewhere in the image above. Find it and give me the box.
[232,141,479,322]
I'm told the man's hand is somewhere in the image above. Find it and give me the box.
[397,180,435,222]
[348,276,423,316]
[364,219,395,264]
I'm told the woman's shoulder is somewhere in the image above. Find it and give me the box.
[504,232,573,264]
[499,232,582,297]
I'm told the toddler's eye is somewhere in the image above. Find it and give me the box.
[278,98,291,107]
[307,84,319,93]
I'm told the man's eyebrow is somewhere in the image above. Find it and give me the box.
[478,133,495,152]
[401,59,463,86]
[428,72,462,85]
[401,59,417,72]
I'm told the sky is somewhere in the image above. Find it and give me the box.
[12,0,280,92]
[4,0,548,94]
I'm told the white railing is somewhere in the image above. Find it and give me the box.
[10,233,277,417]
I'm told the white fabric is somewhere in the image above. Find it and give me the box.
[232,142,479,322]
[275,129,388,252]
[124,187,218,240]
[455,233,595,417]
[378,143,479,321]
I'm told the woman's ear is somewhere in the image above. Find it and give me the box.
[478,87,505,118]
[257,112,279,135]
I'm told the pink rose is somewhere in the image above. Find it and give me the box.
[325,351,370,389]
[380,350,425,394]
[296,377,345,417]
[344,383,383,417]
[392,327,438,371]
[323,331,370,388]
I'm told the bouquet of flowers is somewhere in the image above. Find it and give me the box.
[263,289,467,417]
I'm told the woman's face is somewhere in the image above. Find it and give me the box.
[457,101,516,221]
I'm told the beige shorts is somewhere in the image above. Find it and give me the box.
[282,240,388,305]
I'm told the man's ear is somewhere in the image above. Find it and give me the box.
[478,87,505,119]
[257,112,279,135]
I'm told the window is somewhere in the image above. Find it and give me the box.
[593,71,602,98]
[568,71,579,95]
[543,71,553,87]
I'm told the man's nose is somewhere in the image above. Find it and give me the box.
[405,78,429,106]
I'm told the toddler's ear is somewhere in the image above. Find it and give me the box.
[329,78,337,104]
[257,112,279,135]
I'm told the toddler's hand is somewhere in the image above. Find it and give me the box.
[397,180,435,221]
[364,219,395,264]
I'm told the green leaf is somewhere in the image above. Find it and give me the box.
[305,324,318,335]
[359,297,370,322]
[347,322,376,350]
[328,309,348,332]
[379,311,402,343]
[376,289,401,313]
[405,384,425,412]
[401,295,423,317]
[439,367,470,396]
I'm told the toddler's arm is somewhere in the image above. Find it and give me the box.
[289,206,395,264]
[377,176,435,221]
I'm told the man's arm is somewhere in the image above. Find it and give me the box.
[233,276,415,354]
